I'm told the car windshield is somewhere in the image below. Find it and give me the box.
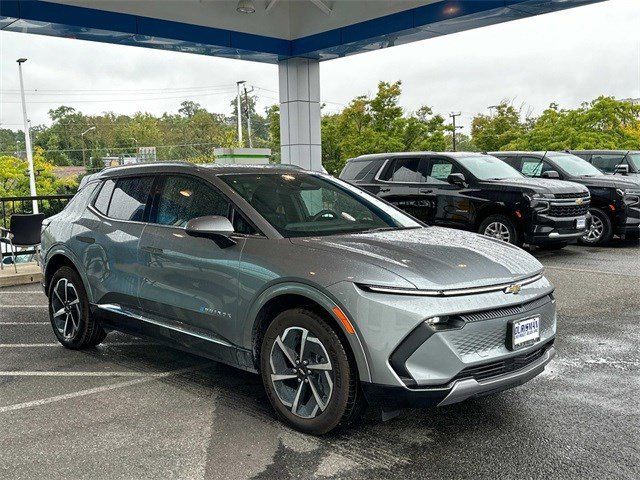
[220,172,421,237]
[548,153,603,176]
[629,153,640,170]
[456,155,523,180]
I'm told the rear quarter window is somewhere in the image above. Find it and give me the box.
[340,160,380,181]
[93,179,115,215]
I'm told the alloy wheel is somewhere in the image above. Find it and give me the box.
[582,215,604,243]
[269,326,334,419]
[51,278,81,339]
[484,221,511,243]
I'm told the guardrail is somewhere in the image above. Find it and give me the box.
[1,194,74,230]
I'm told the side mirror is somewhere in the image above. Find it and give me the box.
[541,170,560,179]
[615,164,630,175]
[185,215,236,248]
[447,173,467,187]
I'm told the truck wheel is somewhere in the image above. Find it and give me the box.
[260,308,365,435]
[479,215,521,246]
[579,208,613,245]
[48,266,106,349]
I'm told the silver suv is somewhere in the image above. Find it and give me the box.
[41,163,556,434]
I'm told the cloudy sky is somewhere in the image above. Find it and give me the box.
[1,0,639,134]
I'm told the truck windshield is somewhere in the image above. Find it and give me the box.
[548,153,603,177]
[629,154,640,171]
[456,155,523,180]
[220,172,421,237]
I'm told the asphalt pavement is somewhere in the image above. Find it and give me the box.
[1,239,638,480]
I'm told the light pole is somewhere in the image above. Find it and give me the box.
[17,58,38,214]
[81,126,96,169]
[236,80,245,146]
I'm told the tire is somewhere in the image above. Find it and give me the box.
[478,214,521,246]
[260,308,364,435]
[579,208,613,246]
[48,266,106,349]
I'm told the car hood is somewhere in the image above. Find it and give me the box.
[291,227,543,291]
[485,177,587,195]
[575,175,640,189]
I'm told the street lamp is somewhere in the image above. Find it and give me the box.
[81,126,96,169]
[17,58,38,214]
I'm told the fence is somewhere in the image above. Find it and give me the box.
[1,194,74,230]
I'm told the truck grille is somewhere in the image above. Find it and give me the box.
[548,203,590,217]
[451,340,554,383]
[554,192,590,199]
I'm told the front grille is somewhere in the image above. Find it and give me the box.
[451,340,554,383]
[554,192,590,199]
[548,203,590,217]
[459,294,552,323]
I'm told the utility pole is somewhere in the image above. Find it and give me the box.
[81,126,96,169]
[17,58,38,214]
[449,112,463,152]
[236,81,245,146]
[243,84,254,148]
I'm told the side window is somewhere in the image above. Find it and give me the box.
[340,161,378,181]
[380,158,425,183]
[232,209,258,235]
[108,177,154,221]
[497,156,520,170]
[591,154,625,173]
[155,176,230,228]
[93,179,115,215]
[426,158,460,184]
[521,157,555,177]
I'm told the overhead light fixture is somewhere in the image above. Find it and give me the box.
[236,0,256,14]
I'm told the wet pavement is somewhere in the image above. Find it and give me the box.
[1,239,638,479]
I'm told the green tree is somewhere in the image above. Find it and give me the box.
[471,103,525,152]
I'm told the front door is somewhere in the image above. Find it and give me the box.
[138,174,244,348]
[424,156,472,228]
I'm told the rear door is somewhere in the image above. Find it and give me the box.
[375,157,432,222]
[138,174,244,346]
[79,175,154,309]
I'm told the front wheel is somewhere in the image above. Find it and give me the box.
[478,214,521,246]
[260,308,364,435]
[579,208,613,246]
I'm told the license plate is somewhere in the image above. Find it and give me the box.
[508,316,540,350]
[576,217,586,229]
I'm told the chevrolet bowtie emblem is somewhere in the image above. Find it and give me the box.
[504,284,522,294]
[576,198,584,205]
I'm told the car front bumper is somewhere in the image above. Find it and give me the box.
[524,212,592,245]
[362,341,555,408]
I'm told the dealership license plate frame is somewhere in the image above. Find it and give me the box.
[507,315,541,351]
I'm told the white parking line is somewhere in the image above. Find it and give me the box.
[0,371,150,377]
[0,364,209,414]
[0,322,48,325]
[0,305,47,308]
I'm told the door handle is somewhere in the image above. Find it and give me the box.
[141,246,164,254]
[77,236,95,244]
[379,187,391,193]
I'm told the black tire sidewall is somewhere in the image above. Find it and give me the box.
[260,309,354,435]
[48,266,92,349]
[479,214,520,246]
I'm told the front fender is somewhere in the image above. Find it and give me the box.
[241,280,372,383]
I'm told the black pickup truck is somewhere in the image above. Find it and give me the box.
[339,152,591,248]
[492,151,640,244]
[569,150,640,181]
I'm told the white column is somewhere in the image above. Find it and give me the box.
[278,58,322,171]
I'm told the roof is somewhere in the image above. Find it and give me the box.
[569,150,639,154]
[1,0,608,64]
[96,161,306,178]
[352,151,489,161]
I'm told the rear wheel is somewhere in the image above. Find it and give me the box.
[579,208,613,245]
[48,266,106,349]
[260,308,364,435]
[478,214,521,246]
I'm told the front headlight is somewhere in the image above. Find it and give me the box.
[618,188,640,205]
[524,193,552,213]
